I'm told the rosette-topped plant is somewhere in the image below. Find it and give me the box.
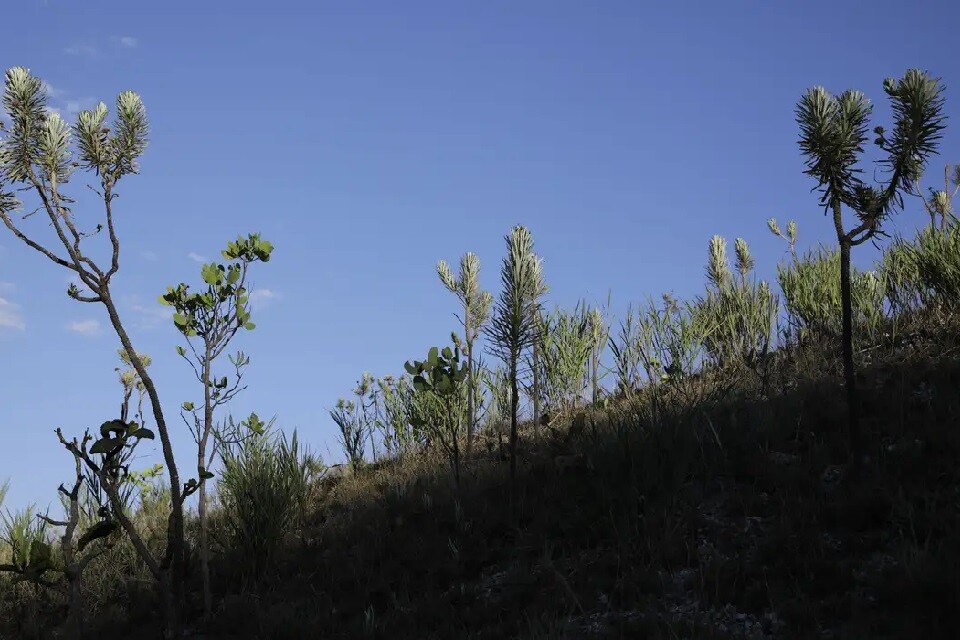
[795,69,946,467]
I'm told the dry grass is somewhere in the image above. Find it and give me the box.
[3,320,959,639]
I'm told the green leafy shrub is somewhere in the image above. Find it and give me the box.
[636,293,708,386]
[534,302,593,421]
[405,344,470,486]
[777,246,886,343]
[376,374,422,457]
[889,224,960,314]
[608,305,643,400]
[480,365,512,436]
[880,236,926,315]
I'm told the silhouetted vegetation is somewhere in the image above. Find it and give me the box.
[2,65,959,640]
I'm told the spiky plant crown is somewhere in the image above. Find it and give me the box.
[767,218,781,237]
[0,67,149,206]
[588,306,607,349]
[437,252,494,335]
[706,235,731,290]
[487,225,543,364]
[768,217,799,255]
[796,69,946,237]
[735,238,754,281]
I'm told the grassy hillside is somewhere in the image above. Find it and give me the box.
[1,65,957,640]
[3,315,958,639]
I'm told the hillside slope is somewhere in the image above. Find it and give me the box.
[189,331,960,639]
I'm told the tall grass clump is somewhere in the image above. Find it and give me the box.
[636,293,707,387]
[608,304,644,401]
[217,415,316,584]
[633,293,716,419]
[480,365,512,436]
[880,236,927,316]
[534,302,593,423]
[694,235,778,370]
[375,374,421,457]
[895,223,960,314]
[776,246,886,344]
[330,375,376,471]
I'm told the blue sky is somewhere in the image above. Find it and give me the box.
[1,0,958,510]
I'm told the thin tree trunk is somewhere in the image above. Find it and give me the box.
[466,309,475,457]
[838,236,862,468]
[100,290,183,637]
[509,353,519,489]
[532,340,540,429]
[831,198,864,471]
[65,573,83,640]
[942,164,950,231]
[452,412,462,491]
[591,348,599,405]
[199,354,214,620]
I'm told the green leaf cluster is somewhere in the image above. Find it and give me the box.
[159,233,273,338]
[404,345,469,397]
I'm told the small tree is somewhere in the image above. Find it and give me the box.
[486,225,543,490]
[47,419,170,638]
[159,232,273,619]
[0,66,189,636]
[405,344,469,487]
[437,253,494,456]
[0,445,123,640]
[795,69,946,465]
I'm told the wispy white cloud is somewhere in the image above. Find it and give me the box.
[187,252,208,263]
[141,250,158,261]
[40,77,97,121]
[63,44,97,57]
[0,297,25,332]
[46,97,97,120]
[114,36,138,48]
[65,98,96,117]
[249,288,282,310]
[66,319,100,336]
[41,80,65,99]
[0,281,14,294]
[130,302,173,330]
